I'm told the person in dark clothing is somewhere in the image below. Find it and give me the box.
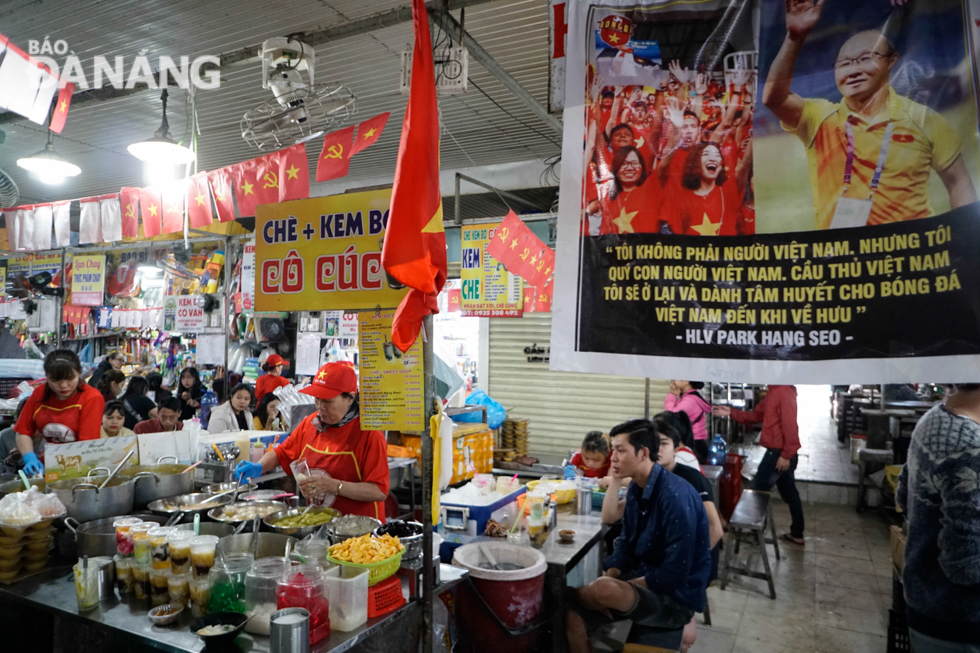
[88,351,124,388]
[566,418,711,653]
[176,368,205,421]
[119,377,158,430]
[95,369,125,402]
[714,385,805,544]
[147,372,172,404]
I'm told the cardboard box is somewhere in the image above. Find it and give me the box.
[890,525,906,574]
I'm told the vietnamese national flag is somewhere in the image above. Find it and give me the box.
[232,162,259,217]
[253,153,280,207]
[49,82,75,134]
[208,167,236,223]
[316,126,354,182]
[161,179,186,234]
[352,112,390,155]
[186,172,214,228]
[120,187,141,238]
[139,187,162,237]
[278,143,309,201]
[380,0,447,353]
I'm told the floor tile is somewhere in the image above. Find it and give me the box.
[813,624,887,652]
[813,538,871,560]
[814,553,876,575]
[815,584,884,612]
[690,627,736,653]
[738,610,815,645]
[732,634,815,653]
[815,567,881,593]
[814,605,886,636]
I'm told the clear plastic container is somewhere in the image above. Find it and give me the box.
[190,535,220,579]
[113,517,142,556]
[148,527,176,570]
[149,567,170,607]
[168,571,191,608]
[114,555,133,594]
[244,557,290,635]
[209,553,253,613]
[73,562,100,611]
[277,564,329,645]
[293,540,329,567]
[131,523,154,566]
[323,566,368,632]
[167,530,195,575]
[190,576,211,618]
[132,563,148,600]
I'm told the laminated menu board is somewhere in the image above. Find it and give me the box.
[44,436,139,482]
[358,311,424,431]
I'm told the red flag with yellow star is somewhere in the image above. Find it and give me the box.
[119,187,141,238]
[49,82,75,134]
[381,0,447,353]
[316,126,354,182]
[232,161,259,217]
[186,172,214,228]
[253,153,280,207]
[139,187,163,237]
[352,112,390,155]
[161,179,186,234]
[208,167,236,223]
[278,143,309,202]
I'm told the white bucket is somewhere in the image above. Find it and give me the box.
[452,542,547,581]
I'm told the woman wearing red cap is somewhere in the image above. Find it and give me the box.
[235,362,389,521]
[255,354,290,403]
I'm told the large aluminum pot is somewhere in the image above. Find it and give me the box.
[0,477,44,499]
[118,456,196,508]
[147,492,233,518]
[47,475,135,523]
[218,532,297,559]
[64,514,242,558]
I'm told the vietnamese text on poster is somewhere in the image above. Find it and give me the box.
[552,0,980,382]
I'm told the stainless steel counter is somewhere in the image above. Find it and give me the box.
[540,507,606,574]
[0,563,467,653]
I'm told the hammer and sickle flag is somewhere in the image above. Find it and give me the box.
[316,125,355,182]
[381,0,447,353]
[119,187,141,238]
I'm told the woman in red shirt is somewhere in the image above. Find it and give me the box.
[15,350,105,476]
[235,362,389,521]
[254,354,289,402]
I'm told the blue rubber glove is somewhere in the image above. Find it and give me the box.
[21,452,43,477]
[235,461,263,481]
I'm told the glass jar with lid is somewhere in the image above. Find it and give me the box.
[208,553,253,613]
[292,540,330,568]
[277,563,330,645]
[244,557,290,635]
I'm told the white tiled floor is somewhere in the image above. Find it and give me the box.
[794,385,860,486]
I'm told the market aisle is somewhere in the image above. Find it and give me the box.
[794,385,859,486]
[692,502,893,652]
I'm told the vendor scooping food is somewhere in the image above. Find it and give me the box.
[235,362,389,521]
[15,350,105,476]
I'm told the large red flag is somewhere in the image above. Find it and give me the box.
[316,126,354,182]
[278,144,309,202]
[232,162,259,217]
[161,179,186,234]
[49,82,75,134]
[352,112,390,155]
[186,172,214,228]
[253,153,281,207]
[208,167,236,223]
[139,187,162,237]
[119,187,141,238]
[381,0,447,353]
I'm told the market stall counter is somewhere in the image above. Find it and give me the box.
[0,563,467,653]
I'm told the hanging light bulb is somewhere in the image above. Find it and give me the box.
[17,130,81,185]
[128,89,195,165]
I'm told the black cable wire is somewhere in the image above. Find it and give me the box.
[469,79,562,148]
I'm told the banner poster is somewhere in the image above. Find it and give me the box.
[552,0,980,383]
[254,189,408,312]
[70,254,106,306]
[358,311,425,431]
[44,436,139,482]
[460,221,524,317]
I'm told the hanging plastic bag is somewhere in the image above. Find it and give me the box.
[450,390,506,429]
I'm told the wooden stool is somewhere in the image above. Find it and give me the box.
[719,490,780,599]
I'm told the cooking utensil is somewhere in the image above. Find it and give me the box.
[64,515,236,558]
[250,517,261,558]
[480,543,500,570]
[47,476,135,523]
[374,521,425,560]
[198,487,239,505]
[200,481,257,497]
[325,515,382,545]
[181,461,202,475]
[165,511,185,527]
[148,492,233,517]
[18,470,30,490]
[118,457,196,508]
[264,507,341,539]
[0,476,44,499]
[217,532,297,560]
[99,450,135,490]
[207,500,287,524]
[189,612,248,645]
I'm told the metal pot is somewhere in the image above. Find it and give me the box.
[263,507,341,539]
[208,500,288,524]
[147,492,233,517]
[0,477,44,499]
[218,532,297,559]
[200,481,257,497]
[118,456,196,508]
[47,475,135,523]
[64,515,242,558]
[325,515,382,545]
[374,520,424,559]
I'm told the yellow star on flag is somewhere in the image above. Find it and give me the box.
[613,207,639,233]
[691,212,721,236]
[286,165,300,180]
[59,100,67,113]
[530,254,537,265]
[510,238,518,250]
[216,193,226,203]
[242,180,254,196]
[194,194,207,207]
[148,204,158,217]
[545,267,552,276]
[363,128,376,139]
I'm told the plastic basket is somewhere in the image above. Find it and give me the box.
[592,490,606,510]
[326,549,404,586]
[525,480,576,504]
[368,575,406,617]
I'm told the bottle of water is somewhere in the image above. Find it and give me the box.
[707,434,727,467]
[199,390,218,429]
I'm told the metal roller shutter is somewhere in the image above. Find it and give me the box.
[488,314,670,458]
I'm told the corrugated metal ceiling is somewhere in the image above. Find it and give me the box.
[0,0,560,206]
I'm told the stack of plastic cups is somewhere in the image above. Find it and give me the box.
[166,531,193,608]
[128,523,153,600]
[147,527,175,606]
[112,518,142,601]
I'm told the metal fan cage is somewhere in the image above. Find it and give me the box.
[241,83,357,150]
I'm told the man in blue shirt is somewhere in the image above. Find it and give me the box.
[566,419,712,653]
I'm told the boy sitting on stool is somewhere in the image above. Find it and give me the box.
[566,419,711,653]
